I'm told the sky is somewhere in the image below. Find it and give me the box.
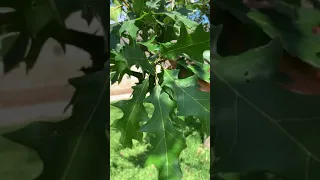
[110,2,209,24]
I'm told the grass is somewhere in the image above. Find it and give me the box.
[110,103,210,180]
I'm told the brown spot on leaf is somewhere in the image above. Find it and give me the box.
[279,51,320,95]
[198,79,210,92]
[312,25,320,35]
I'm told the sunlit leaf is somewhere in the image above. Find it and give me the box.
[163,69,210,135]
[140,85,187,180]
[112,80,149,148]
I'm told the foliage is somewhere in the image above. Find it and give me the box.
[211,0,320,180]
[0,0,109,180]
[110,0,210,179]
[110,103,210,180]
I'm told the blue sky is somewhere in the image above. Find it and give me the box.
[110,2,209,24]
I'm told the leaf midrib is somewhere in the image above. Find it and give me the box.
[122,82,147,143]
[161,40,209,59]
[165,70,209,113]
[156,88,170,178]
[213,70,320,163]
[60,75,108,180]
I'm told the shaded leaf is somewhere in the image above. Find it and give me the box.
[24,0,55,36]
[247,8,320,67]
[2,32,29,73]
[3,69,109,180]
[177,7,192,16]
[110,23,121,50]
[177,59,210,83]
[0,33,19,57]
[115,45,155,75]
[211,24,223,61]
[81,5,95,25]
[164,11,198,30]
[0,137,42,180]
[212,39,320,180]
[227,3,320,68]
[25,37,47,72]
[132,0,145,17]
[138,35,159,52]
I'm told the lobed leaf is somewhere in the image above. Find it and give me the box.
[132,0,145,17]
[112,80,150,148]
[3,69,109,180]
[160,24,210,62]
[140,85,187,180]
[115,45,155,75]
[163,69,210,135]
[119,20,139,41]
[177,59,210,83]
[247,8,320,68]
[212,39,320,180]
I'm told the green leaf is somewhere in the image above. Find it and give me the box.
[110,60,127,84]
[3,69,109,180]
[81,5,95,25]
[0,34,19,57]
[112,80,149,148]
[111,50,127,84]
[163,69,210,135]
[203,50,210,62]
[110,4,122,22]
[0,137,42,180]
[115,45,155,75]
[140,85,187,180]
[212,39,320,180]
[25,36,49,71]
[132,0,145,17]
[177,60,210,83]
[119,20,139,41]
[279,0,301,6]
[160,25,210,62]
[164,12,198,30]
[24,0,56,36]
[218,0,320,68]
[110,24,121,50]
[247,8,320,68]
[157,23,178,42]
[210,24,223,61]
[2,33,29,73]
[146,0,161,10]
[177,7,193,16]
[138,35,159,52]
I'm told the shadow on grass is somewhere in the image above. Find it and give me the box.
[125,151,148,167]
[125,140,153,167]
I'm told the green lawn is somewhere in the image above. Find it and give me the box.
[110,103,210,180]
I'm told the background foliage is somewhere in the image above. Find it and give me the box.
[0,0,109,179]
[211,0,320,180]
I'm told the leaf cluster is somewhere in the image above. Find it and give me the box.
[110,0,210,179]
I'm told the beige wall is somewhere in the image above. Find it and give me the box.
[0,11,138,108]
